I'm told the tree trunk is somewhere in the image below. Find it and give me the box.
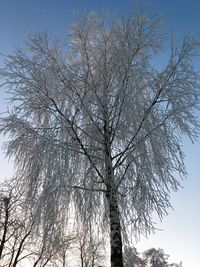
[80,243,84,267]
[0,198,10,259]
[107,191,124,267]
[103,113,124,267]
[104,142,124,267]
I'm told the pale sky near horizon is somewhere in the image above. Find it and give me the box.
[0,1,200,266]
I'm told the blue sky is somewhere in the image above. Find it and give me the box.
[1,0,200,54]
[0,1,200,266]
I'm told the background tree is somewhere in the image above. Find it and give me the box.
[74,228,105,267]
[0,182,62,267]
[123,246,144,267]
[123,246,182,267]
[143,248,169,267]
[0,182,104,267]
[53,233,76,267]
[0,11,200,267]
[0,182,33,267]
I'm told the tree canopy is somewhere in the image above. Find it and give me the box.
[0,12,200,267]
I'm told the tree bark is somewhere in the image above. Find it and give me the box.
[80,243,84,267]
[107,191,124,267]
[103,116,124,267]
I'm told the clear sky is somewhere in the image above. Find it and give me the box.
[0,1,200,266]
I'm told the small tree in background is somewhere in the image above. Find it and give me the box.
[0,182,76,267]
[75,228,105,267]
[0,11,200,267]
[143,248,169,267]
[0,182,33,267]
[124,246,144,267]
[124,246,182,267]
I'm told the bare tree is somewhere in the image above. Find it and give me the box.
[0,182,66,267]
[28,235,58,267]
[0,11,200,267]
[47,228,78,267]
[74,228,105,267]
[0,182,34,267]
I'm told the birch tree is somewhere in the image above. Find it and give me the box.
[0,12,200,267]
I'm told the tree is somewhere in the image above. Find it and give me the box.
[123,246,182,267]
[0,11,200,267]
[143,248,169,267]
[123,246,144,267]
[74,228,105,267]
[0,182,33,267]
[0,182,72,267]
[142,248,183,267]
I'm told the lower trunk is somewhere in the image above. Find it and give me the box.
[0,200,9,259]
[108,193,124,267]
[103,117,123,266]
